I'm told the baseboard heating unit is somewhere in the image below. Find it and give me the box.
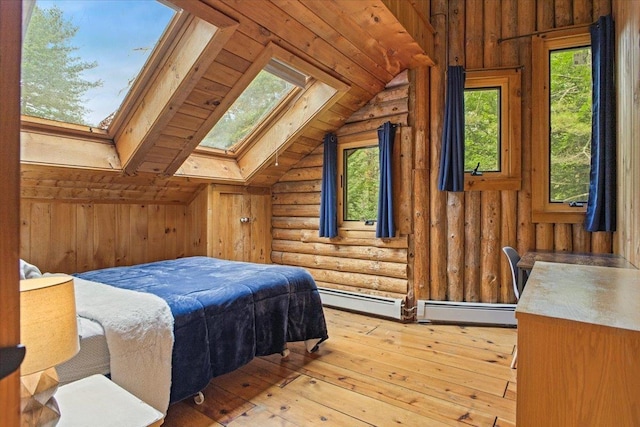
[318,288,404,320]
[416,300,517,326]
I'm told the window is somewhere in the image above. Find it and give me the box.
[464,69,521,190]
[21,0,178,130]
[532,28,591,223]
[338,133,379,230]
[199,59,305,152]
[193,42,344,162]
[465,87,501,173]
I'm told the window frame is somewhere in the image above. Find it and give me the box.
[464,69,521,191]
[464,85,502,173]
[531,28,591,223]
[197,75,303,155]
[20,2,186,136]
[195,42,346,160]
[337,131,379,231]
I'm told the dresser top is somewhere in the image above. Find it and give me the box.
[516,262,640,332]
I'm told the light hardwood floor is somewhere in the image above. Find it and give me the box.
[163,308,517,427]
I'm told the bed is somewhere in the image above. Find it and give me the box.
[52,256,328,412]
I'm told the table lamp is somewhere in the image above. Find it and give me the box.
[20,276,79,427]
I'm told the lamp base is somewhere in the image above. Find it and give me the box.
[21,367,61,427]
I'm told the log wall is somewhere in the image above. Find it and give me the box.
[271,72,414,301]
[272,0,619,307]
[424,0,614,304]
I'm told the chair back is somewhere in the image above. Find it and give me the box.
[502,246,521,300]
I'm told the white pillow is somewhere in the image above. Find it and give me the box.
[20,259,42,279]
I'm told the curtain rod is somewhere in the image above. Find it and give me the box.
[376,122,401,130]
[498,22,592,43]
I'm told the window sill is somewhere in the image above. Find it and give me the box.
[464,175,521,191]
[339,222,378,232]
[532,209,586,224]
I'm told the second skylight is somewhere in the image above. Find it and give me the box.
[199,59,308,152]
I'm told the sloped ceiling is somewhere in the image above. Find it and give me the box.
[20,0,433,203]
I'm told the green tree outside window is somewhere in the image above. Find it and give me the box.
[464,87,501,172]
[549,46,592,203]
[21,5,102,126]
[200,70,294,150]
[344,146,379,222]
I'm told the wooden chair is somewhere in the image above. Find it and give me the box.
[502,246,521,369]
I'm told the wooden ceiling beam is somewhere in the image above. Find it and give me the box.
[271,0,395,82]
[167,0,238,28]
[160,42,280,177]
[337,0,434,68]
[213,0,385,96]
[115,14,238,175]
[298,0,408,77]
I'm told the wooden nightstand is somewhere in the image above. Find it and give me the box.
[55,374,164,427]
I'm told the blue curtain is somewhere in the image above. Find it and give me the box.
[376,122,397,238]
[585,15,616,232]
[438,66,466,192]
[319,132,338,237]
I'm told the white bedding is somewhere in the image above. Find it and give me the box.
[47,274,174,414]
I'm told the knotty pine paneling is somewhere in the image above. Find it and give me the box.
[614,0,640,268]
[20,200,188,274]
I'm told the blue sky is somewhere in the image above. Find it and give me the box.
[37,0,176,126]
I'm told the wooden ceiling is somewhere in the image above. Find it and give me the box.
[20,0,433,204]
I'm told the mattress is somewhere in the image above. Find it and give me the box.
[57,317,110,384]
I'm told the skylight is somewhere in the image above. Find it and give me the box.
[199,60,307,152]
[21,0,176,129]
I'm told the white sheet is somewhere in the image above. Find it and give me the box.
[49,274,174,414]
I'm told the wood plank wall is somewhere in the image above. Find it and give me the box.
[186,185,210,257]
[20,200,190,274]
[614,0,640,268]
[271,72,413,301]
[208,185,272,263]
[425,0,614,304]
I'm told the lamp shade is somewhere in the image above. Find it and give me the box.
[20,276,79,375]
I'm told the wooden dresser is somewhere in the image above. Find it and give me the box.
[515,262,640,427]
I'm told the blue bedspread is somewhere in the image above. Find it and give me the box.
[75,256,328,403]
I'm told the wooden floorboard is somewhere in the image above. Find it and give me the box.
[162,308,517,427]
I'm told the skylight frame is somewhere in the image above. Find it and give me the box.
[19,1,187,138]
[197,57,309,157]
[198,81,306,157]
[107,9,188,136]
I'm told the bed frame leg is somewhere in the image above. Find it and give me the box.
[194,391,205,405]
[281,347,290,360]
